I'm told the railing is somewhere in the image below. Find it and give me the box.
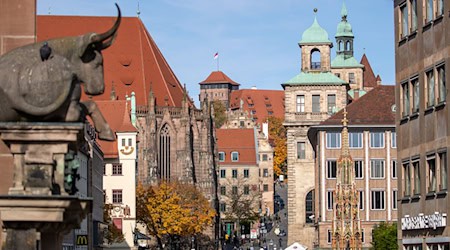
[285,112,330,122]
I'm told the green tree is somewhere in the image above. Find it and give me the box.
[268,116,287,177]
[103,203,125,244]
[212,100,227,128]
[371,222,398,250]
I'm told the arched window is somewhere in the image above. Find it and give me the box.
[159,124,171,180]
[346,41,351,51]
[305,190,315,223]
[310,49,321,70]
[338,41,343,51]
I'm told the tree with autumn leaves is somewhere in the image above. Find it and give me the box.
[268,116,287,177]
[136,182,215,249]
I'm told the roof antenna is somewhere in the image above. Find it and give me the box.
[137,0,141,17]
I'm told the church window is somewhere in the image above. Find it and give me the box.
[370,159,385,179]
[349,132,362,148]
[327,94,336,114]
[370,132,385,148]
[220,169,226,178]
[392,160,398,179]
[112,163,122,175]
[231,152,239,162]
[412,77,419,113]
[219,152,225,162]
[244,169,249,178]
[426,69,435,107]
[310,49,321,70]
[326,132,341,149]
[354,160,364,179]
[410,0,418,31]
[159,124,171,180]
[393,190,398,210]
[400,3,409,37]
[232,169,238,178]
[305,190,314,224]
[438,64,446,103]
[327,160,337,179]
[312,95,320,112]
[297,142,306,159]
[296,95,305,113]
[348,72,355,84]
[371,190,385,210]
[326,191,334,210]
[112,189,123,203]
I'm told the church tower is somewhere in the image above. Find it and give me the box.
[332,109,362,249]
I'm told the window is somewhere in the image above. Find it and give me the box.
[404,244,424,250]
[335,73,341,78]
[327,230,332,244]
[349,132,362,148]
[400,3,409,37]
[128,138,132,146]
[240,121,245,127]
[327,94,336,114]
[402,82,410,116]
[220,169,226,178]
[327,191,334,210]
[262,154,268,161]
[391,132,397,148]
[354,160,364,179]
[411,0,418,31]
[427,69,435,107]
[121,138,126,147]
[112,163,122,175]
[437,0,444,16]
[220,203,226,212]
[412,78,419,113]
[349,73,355,84]
[370,132,385,148]
[359,190,364,210]
[361,230,365,243]
[393,190,398,210]
[413,161,421,195]
[263,168,269,177]
[103,164,106,175]
[112,189,123,203]
[232,169,238,178]
[219,152,225,162]
[428,156,437,192]
[244,185,250,195]
[370,159,385,179]
[296,95,305,113]
[426,0,434,23]
[371,190,385,210]
[305,190,314,224]
[232,186,238,195]
[326,132,341,148]
[440,152,447,190]
[297,142,306,159]
[404,162,411,196]
[392,160,398,179]
[263,184,269,192]
[327,160,337,179]
[428,243,450,250]
[312,95,320,113]
[231,152,239,162]
[220,186,226,195]
[438,64,446,103]
[244,169,249,178]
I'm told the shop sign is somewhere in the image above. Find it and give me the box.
[401,212,447,230]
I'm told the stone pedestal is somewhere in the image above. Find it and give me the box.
[0,122,92,250]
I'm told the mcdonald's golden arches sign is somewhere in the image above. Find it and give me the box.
[76,234,88,246]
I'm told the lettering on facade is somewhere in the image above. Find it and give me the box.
[401,213,447,230]
[76,235,88,245]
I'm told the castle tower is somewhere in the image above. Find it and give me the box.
[331,108,361,249]
[199,71,240,108]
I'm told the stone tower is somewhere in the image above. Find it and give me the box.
[332,109,361,249]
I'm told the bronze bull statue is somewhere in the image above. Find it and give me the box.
[0,4,123,141]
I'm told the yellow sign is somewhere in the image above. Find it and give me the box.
[76,235,88,245]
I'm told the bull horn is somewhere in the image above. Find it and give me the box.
[91,3,121,44]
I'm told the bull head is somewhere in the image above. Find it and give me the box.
[76,3,121,95]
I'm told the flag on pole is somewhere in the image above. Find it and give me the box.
[213,52,219,60]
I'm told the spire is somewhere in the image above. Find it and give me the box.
[341,107,349,156]
[341,2,348,20]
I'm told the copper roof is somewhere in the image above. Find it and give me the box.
[229,89,285,122]
[37,15,187,107]
[199,71,239,86]
[360,54,378,88]
[216,128,256,165]
[96,100,137,158]
[320,85,395,126]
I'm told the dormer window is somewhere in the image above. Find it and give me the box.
[231,152,239,162]
[219,152,225,162]
[310,49,321,70]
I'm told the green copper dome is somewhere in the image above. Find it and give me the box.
[299,17,332,45]
[336,3,354,37]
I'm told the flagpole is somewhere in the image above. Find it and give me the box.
[217,56,219,71]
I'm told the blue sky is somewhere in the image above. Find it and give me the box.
[37,0,395,106]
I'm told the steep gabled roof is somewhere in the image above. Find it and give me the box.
[37,15,187,107]
[229,89,284,123]
[200,71,239,86]
[216,128,257,165]
[95,100,137,158]
[319,85,395,126]
[360,54,378,88]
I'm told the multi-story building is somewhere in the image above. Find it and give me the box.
[199,71,240,108]
[394,0,449,249]
[308,86,397,249]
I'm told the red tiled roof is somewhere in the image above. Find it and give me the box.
[37,15,187,107]
[320,85,395,126]
[216,128,256,165]
[96,100,137,158]
[360,54,378,88]
[200,71,239,86]
[229,89,284,122]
